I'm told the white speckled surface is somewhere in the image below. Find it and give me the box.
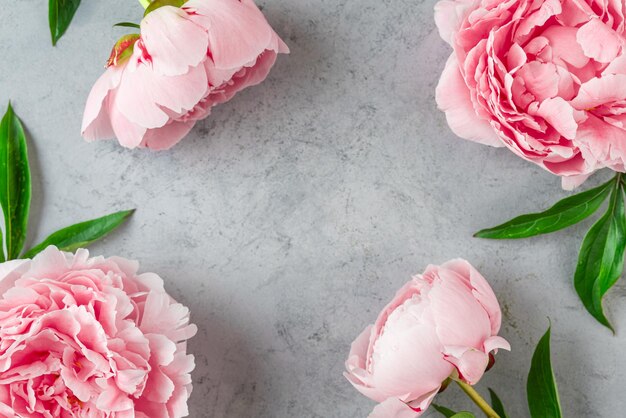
[1,0,624,416]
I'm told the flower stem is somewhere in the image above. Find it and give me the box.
[455,380,500,418]
[138,0,151,9]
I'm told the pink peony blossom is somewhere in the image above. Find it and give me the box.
[82,0,288,150]
[435,0,626,189]
[344,260,510,418]
[0,246,197,417]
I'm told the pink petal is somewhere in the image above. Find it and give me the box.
[0,260,29,298]
[82,66,123,141]
[436,55,503,147]
[574,114,626,170]
[109,104,147,148]
[140,6,209,76]
[115,58,208,129]
[483,335,511,353]
[368,315,453,402]
[602,52,626,75]
[571,74,626,110]
[516,61,561,102]
[184,0,275,69]
[434,0,474,46]
[561,173,592,190]
[516,0,562,37]
[443,347,489,385]
[143,367,175,403]
[146,334,176,366]
[96,380,134,412]
[542,25,589,68]
[441,259,502,335]
[140,120,196,150]
[369,397,423,418]
[577,18,622,63]
[533,97,579,140]
[429,269,493,349]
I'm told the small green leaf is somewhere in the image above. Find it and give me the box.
[144,0,185,16]
[432,404,457,418]
[488,388,508,418]
[0,103,31,260]
[527,326,562,418]
[574,178,626,330]
[451,413,475,418]
[113,22,141,29]
[49,0,81,46]
[22,210,134,258]
[474,178,614,239]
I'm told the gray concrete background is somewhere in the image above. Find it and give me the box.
[1,0,624,416]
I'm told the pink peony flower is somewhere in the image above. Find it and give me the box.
[344,260,510,418]
[82,0,288,150]
[435,0,626,189]
[0,246,197,417]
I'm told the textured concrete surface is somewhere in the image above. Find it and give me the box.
[1,0,625,417]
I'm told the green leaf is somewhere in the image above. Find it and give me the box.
[432,404,457,418]
[574,178,626,330]
[0,103,31,260]
[527,326,562,418]
[49,0,81,45]
[0,228,4,263]
[431,405,476,418]
[22,210,134,258]
[113,22,141,29]
[144,0,185,16]
[474,178,614,239]
[488,388,508,418]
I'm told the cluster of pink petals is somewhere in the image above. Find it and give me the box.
[344,260,510,418]
[435,0,626,189]
[0,246,197,417]
[82,0,288,150]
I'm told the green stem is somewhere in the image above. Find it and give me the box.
[455,380,500,418]
[138,0,151,9]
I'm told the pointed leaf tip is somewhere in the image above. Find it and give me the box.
[488,388,509,418]
[49,0,82,45]
[527,326,562,418]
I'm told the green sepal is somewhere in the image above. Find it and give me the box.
[113,22,141,29]
[106,34,141,68]
[144,0,186,16]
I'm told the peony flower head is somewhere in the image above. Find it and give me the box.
[82,0,289,150]
[0,246,197,417]
[435,0,626,189]
[344,259,510,418]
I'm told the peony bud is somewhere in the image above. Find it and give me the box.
[82,0,289,150]
[344,259,510,417]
